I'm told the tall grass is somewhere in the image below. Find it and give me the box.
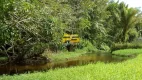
[45,49,87,62]
[1,49,142,80]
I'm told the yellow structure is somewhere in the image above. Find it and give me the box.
[62,33,80,44]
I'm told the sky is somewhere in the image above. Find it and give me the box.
[114,0,142,10]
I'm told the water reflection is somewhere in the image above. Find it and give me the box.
[0,53,136,75]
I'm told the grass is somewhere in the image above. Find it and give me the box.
[1,49,142,80]
[44,49,87,62]
[112,49,142,55]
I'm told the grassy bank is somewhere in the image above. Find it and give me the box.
[1,49,142,80]
[44,49,87,62]
[112,49,142,55]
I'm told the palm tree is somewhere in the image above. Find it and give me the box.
[119,2,140,42]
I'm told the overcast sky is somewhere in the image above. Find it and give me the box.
[113,0,142,10]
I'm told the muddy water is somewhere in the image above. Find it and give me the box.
[0,53,135,74]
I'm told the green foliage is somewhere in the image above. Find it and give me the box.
[82,0,109,45]
[79,39,97,52]
[0,0,68,61]
[24,42,49,58]
[0,0,142,63]
[111,43,142,52]
[107,1,142,43]
[127,28,138,42]
[100,43,110,51]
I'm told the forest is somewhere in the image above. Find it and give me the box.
[0,0,142,66]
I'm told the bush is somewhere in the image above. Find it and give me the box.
[79,39,97,52]
[111,43,142,52]
[100,43,110,52]
[24,42,49,58]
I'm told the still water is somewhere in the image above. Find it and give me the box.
[0,53,136,74]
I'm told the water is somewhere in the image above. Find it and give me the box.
[0,53,136,75]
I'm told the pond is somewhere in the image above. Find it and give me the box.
[0,52,136,75]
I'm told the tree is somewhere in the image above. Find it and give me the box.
[107,1,142,43]
[119,3,139,42]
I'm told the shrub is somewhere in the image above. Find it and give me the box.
[111,43,142,52]
[24,42,49,59]
[100,43,110,52]
[79,39,97,52]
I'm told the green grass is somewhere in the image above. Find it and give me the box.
[1,54,142,80]
[1,49,142,80]
[112,49,142,55]
[45,49,87,62]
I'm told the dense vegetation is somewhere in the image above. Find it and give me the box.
[0,0,142,63]
[1,49,142,80]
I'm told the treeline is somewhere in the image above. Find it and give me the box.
[0,0,142,62]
